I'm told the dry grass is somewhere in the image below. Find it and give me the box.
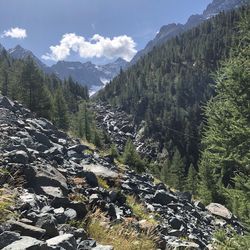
[0,188,16,222]
[126,195,158,225]
[97,176,109,189]
[87,210,157,250]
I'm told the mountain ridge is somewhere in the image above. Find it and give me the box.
[129,0,247,65]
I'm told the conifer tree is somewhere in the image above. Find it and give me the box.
[53,87,69,130]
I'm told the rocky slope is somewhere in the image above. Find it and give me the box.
[0,96,246,249]
[130,0,247,65]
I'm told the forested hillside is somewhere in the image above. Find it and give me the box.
[97,7,249,183]
[0,52,89,130]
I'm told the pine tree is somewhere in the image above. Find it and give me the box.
[122,139,145,172]
[199,14,250,222]
[169,148,185,190]
[186,163,198,194]
[53,87,69,130]
[2,70,8,96]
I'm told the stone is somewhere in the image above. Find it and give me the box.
[51,197,87,219]
[0,96,16,111]
[73,228,87,241]
[78,171,98,187]
[36,214,59,238]
[194,201,205,211]
[2,236,45,250]
[68,144,89,154]
[5,150,29,164]
[77,239,96,249]
[10,220,46,239]
[206,203,232,220]
[30,131,52,148]
[177,191,192,202]
[169,217,183,230]
[92,245,114,250]
[41,186,64,198]
[64,208,77,220]
[152,189,176,205]
[0,231,20,249]
[46,234,77,250]
[23,164,68,195]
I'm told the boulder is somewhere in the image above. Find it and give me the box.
[10,220,46,239]
[152,190,176,205]
[36,214,59,238]
[206,203,232,220]
[5,150,29,164]
[0,96,16,111]
[78,171,98,187]
[46,234,77,250]
[2,236,45,250]
[0,231,20,249]
[30,131,52,148]
[23,164,68,196]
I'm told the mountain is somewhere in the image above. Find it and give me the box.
[8,45,52,73]
[130,0,247,65]
[51,58,127,95]
[6,44,127,94]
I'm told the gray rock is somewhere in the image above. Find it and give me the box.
[23,164,68,196]
[10,220,46,238]
[5,150,29,164]
[36,214,58,238]
[0,231,20,249]
[153,189,176,205]
[31,131,52,148]
[92,245,114,250]
[64,208,77,220]
[68,144,89,154]
[46,234,77,250]
[41,186,64,198]
[0,96,16,111]
[2,236,45,250]
[206,203,232,220]
[169,217,183,230]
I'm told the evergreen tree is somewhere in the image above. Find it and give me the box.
[186,164,198,194]
[168,148,185,190]
[199,14,250,223]
[53,87,69,130]
[2,70,8,96]
[122,139,145,172]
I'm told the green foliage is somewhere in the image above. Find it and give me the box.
[121,139,145,172]
[70,102,105,147]
[199,13,250,224]
[53,87,69,130]
[109,144,119,163]
[213,229,250,250]
[186,163,198,194]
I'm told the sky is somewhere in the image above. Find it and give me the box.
[0,0,212,65]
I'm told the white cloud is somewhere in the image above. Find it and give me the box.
[2,27,27,39]
[42,33,137,62]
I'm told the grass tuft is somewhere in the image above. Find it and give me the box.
[87,209,157,250]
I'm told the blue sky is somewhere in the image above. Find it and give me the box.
[0,0,212,65]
